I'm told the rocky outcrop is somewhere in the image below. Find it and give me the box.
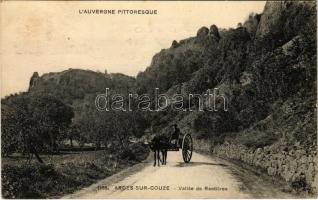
[171,40,179,49]
[196,26,209,38]
[281,36,302,56]
[243,13,261,37]
[27,69,135,106]
[209,25,220,41]
[256,1,315,39]
[256,1,286,38]
[29,72,40,90]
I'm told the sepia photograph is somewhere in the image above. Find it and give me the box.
[0,0,317,199]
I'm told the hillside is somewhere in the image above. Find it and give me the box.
[136,0,317,192]
[1,0,317,195]
[29,69,136,104]
[136,1,316,135]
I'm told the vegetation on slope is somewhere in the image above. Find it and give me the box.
[1,1,316,197]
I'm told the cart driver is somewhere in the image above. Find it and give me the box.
[170,124,181,147]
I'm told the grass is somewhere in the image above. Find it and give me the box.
[2,143,149,199]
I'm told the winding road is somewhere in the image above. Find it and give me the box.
[64,151,296,199]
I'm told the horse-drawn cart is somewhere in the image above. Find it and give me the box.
[167,133,193,163]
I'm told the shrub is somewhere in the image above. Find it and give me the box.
[1,164,79,199]
[291,175,310,192]
[234,131,278,149]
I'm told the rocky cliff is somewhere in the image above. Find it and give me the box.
[136,0,317,192]
[4,0,316,194]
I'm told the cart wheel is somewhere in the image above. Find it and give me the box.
[182,133,193,163]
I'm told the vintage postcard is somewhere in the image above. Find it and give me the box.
[1,0,317,199]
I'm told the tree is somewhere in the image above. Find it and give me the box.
[1,94,74,163]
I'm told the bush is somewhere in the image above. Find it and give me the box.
[291,175,310,192]
[120,149,137,161]
[130,142,149,161]
[120,142,149,162]
[234,131,278,149]
[1,163,79,199]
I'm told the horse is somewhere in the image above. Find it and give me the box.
[149,135,169,166]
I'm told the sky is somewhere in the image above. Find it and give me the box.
[1,1,266,97]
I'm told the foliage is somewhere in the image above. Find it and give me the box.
[2,163,76,198]
[1,94,74,157]
[1,2,317,197]
[1,146,149,199]
[134,1,316,150]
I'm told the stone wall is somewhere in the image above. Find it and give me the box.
[213,141,317,192]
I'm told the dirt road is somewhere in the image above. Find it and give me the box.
[64,151,295,199]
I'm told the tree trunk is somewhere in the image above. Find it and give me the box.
[70,136,73,147]
[30,144,44,164]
